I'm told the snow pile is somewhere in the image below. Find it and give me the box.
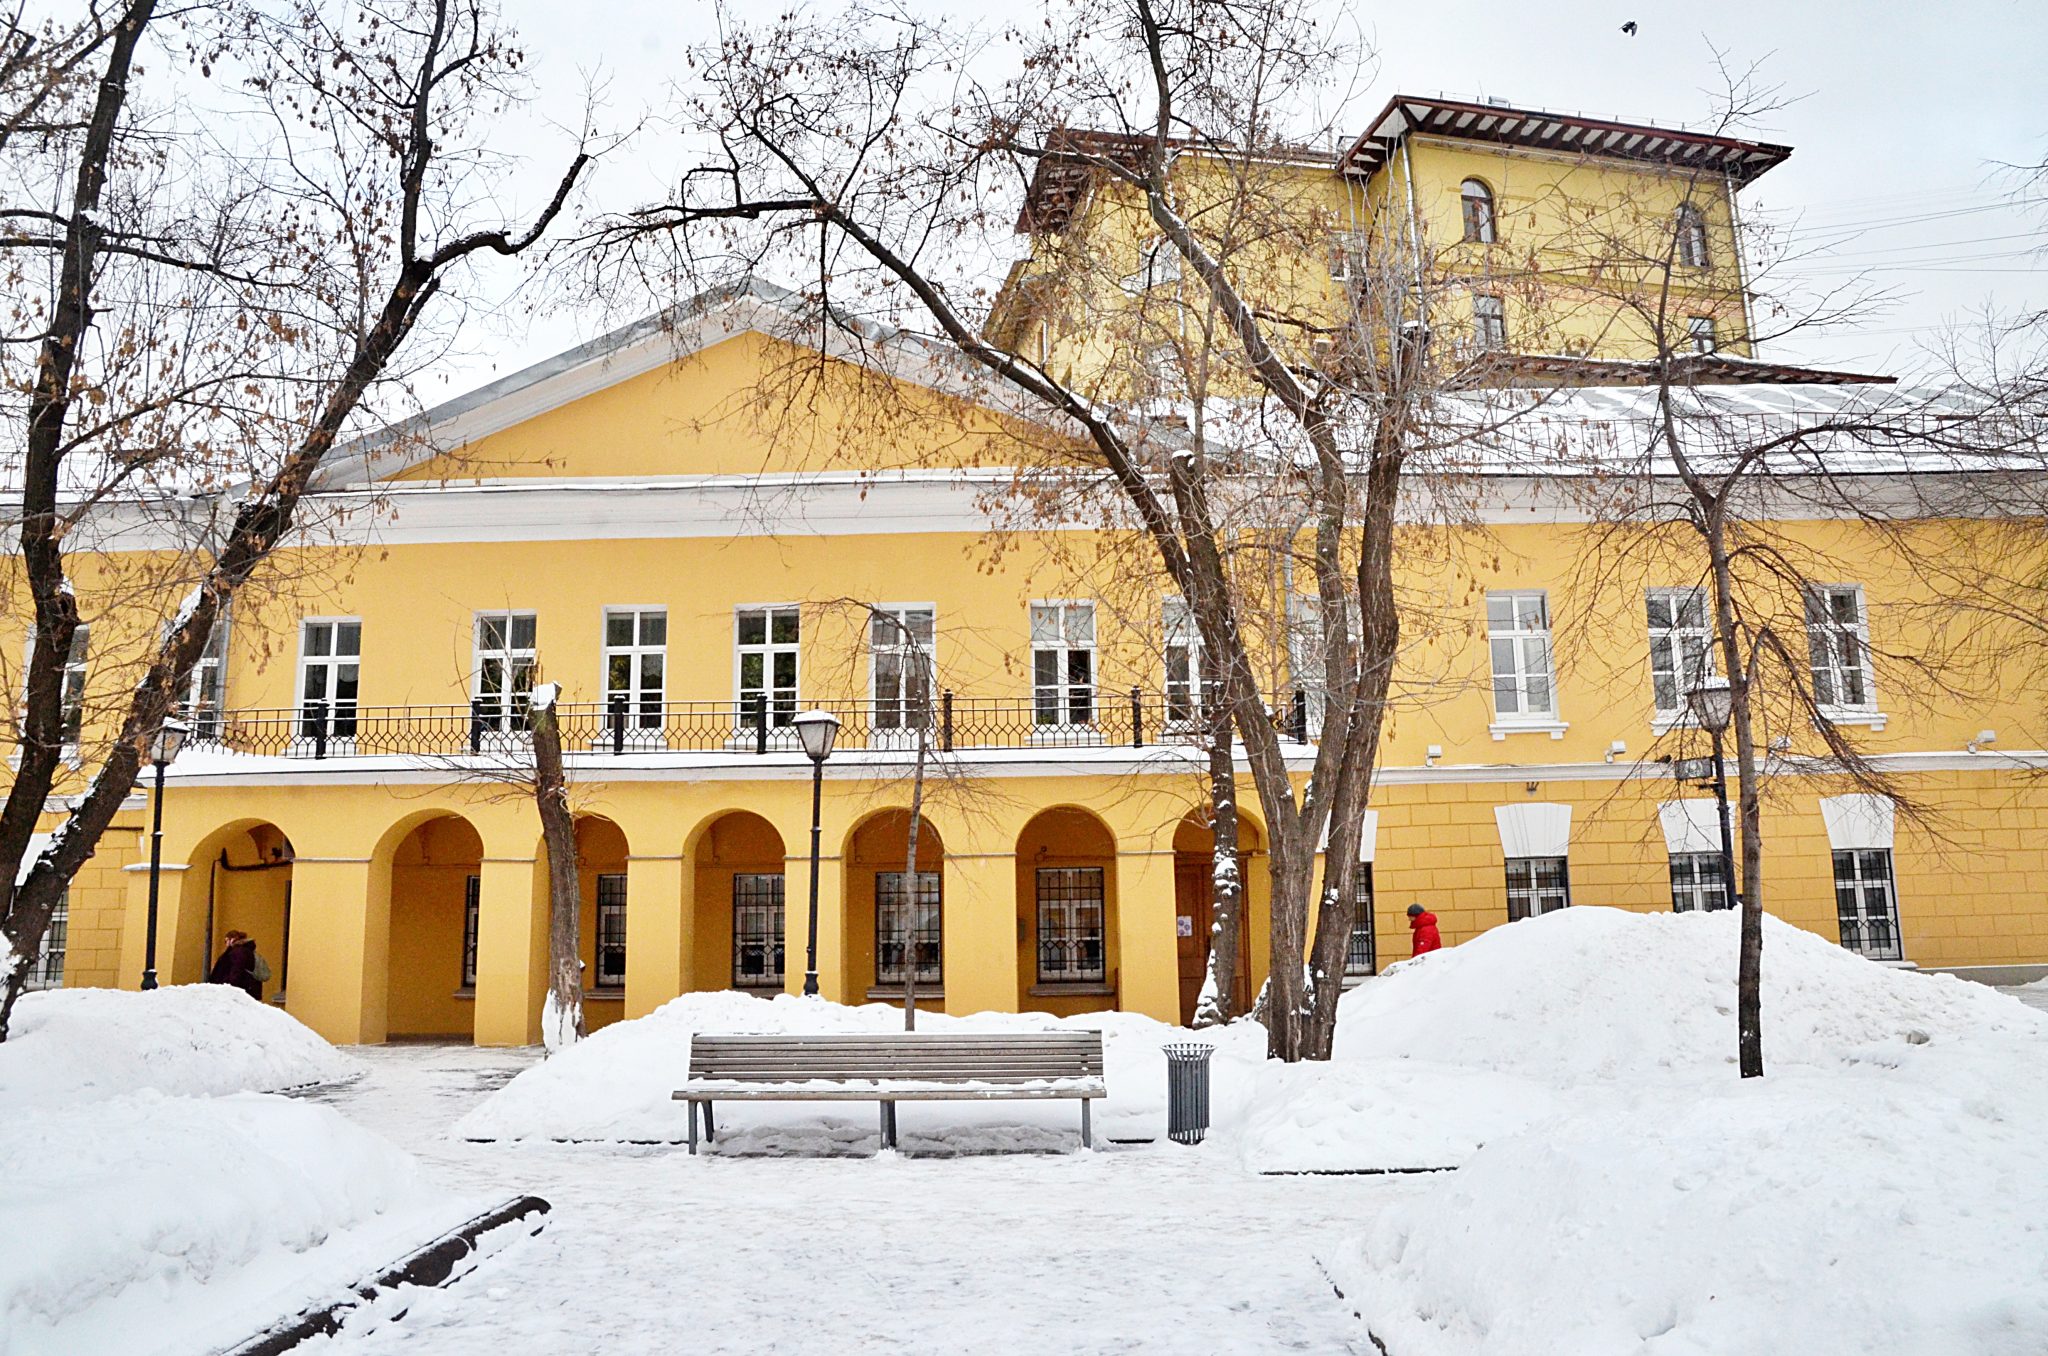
[0,1092,428,1355]
[1236,1060,1566,1174]
[0,985,359,1107]
[456,990,1269,1145]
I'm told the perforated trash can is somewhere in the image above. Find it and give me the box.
[1163,1042,1216,1144]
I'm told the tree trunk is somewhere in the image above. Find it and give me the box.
[1192,695,1241,1028]
[1707,528,1766,1077]
[529,687,583,1052]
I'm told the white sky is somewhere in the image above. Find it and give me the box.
[434,0,2048,399]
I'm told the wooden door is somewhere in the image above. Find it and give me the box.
[1175,858,1252,1025]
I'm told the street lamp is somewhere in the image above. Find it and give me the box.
[1685,677,1740,913]
[141,716,191,990]
[792,709,840,997]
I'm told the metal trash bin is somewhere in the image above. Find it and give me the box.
[1163,1042,1216,1144]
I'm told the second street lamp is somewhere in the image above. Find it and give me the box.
[792,708,841,997]
[1685,676,1740,913]
[141,716,192,991]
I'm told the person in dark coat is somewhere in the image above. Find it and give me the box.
[1406,904,1442,958]
[207,930,263,1000]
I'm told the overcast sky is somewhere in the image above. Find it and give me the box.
[437,0,2048,398]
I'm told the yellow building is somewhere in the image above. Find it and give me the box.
[12,98,2047,1046]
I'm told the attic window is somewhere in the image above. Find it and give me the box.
[1676,203,1710,268]
[1460,179,1496,244]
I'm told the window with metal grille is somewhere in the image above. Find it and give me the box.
[1676,203,1710,268]
[1345,864,1377,977]
[1487,591,1555,720]
[1647,588,1714,718]
[26,888,66,990]
[736,606,800,729]
[1805,586,1876,712]
[1031,601,1095,727]
[876,871,942,986]
[1834,849,1902,960]
[1036,867,1106,983]
[603,609,666,731]
[473,612,537,733]
[732,873,786,988]
[871,607,935,731]
[1473,294,1506,350]
[1669,852,1727,912]
[1687,315,1717,354]
[298,619,360,743]
[1505,856,1570,921]
[1163,596,1205,726]
[461,874,480,989]
[593,873,628,989]
[1460,178,1496,243]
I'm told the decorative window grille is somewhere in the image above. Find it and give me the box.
[1669,852,1727,913]
[298,619,360,743]
[1345,864,1377,977]
[1834,849,1903,960]
[603,609,667,731]
[876,871,942,986]
[735,606,801,729]
[473,612,537,733]
[1805,585,1876,711]
[1031,601,1096,727]
[1687,315,1718,354]
[1505,856,1570,921]
[1676,204,1711,268]
[1487,592,1556,720]
[1036,867,1107,984]
[461,874,480,989]
[25,889,66,990]
[870,607,935,731]
[732,873,786,989]
[1473,294,1507,350]
[1460,178,1496,243]
[1163,596,1205,726]
[593,873,627,989]
[1647,588,1714,717]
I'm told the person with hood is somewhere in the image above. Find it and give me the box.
[207,930,265,1000]
[1406,903,1442,958]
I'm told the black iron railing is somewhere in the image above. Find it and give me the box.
[186,689,1317,760]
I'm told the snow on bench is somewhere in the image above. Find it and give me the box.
[672,1031,1107,1152]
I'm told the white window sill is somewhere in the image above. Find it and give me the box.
[1029,980,1115,997]
[1650,712,1696,735]
[866,986,944,1001]
[1489,719,1568,741]
[1817,708,1886,732]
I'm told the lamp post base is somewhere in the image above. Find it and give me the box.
[801,971,819,997]
[140,970,158,991]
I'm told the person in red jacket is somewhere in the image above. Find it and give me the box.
[1406,904,1442,957]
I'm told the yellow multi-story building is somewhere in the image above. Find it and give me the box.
[12,97,2046,1046]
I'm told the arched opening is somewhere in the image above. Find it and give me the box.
[383,814,483,1041]
[182,820,293,998]
[689,811,788,995]
[1460,177,1496,243]
[573,816,631,1032]
[841,810,945,1011]
[1173,810,1267,1025]
[1015,807,1119,1016]
[1676,202,1710,268]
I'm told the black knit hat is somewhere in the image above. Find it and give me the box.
[1406,904,1425,918]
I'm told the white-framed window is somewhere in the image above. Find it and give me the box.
[1687,316,1717,355]
[1833,848,1902,960]
[603,608,666,732]
[1676,203,1710,268]
[24,887,66,990]
[1669,852,1728,912]
[735,605,800,730]
[1487,591,1555,721]
[23,625,90,748]
[1328,229,1366,281]
[593,873,627,990]
[473,611,537,734]
[1031,601,1096,727]
[1805,585,1876,712]
[1647,587,1714,719]
[732,873,785,989]
[1505,856,1570,921]
[180,618,229,739]
[1460,178,1496,243]
[1163,596,1206,727]
[1036,866,1107,984]
[297,619,360,745]
[1344,864,1376,977]
[1126,235,1181,292]
[876,871,942,986]
[1473,294,1507,350]
[870,606,935,732]
[461,874,480,989]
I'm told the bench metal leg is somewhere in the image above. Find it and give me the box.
[1081,1097,1093,1150]
[879,1100,898,1150]
[687,1100,699,1156]
[704,1101,716,1143]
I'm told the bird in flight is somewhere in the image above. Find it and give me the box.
[1621,20,1638,34]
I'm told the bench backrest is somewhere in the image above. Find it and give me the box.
[688,1031,1105,1084]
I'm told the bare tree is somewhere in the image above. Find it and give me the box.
[528,683,583,1050]
[0,0,590,1036]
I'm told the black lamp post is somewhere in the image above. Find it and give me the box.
[792,708,840,997]
[1686,676,1740,912]
[140,716,191,990]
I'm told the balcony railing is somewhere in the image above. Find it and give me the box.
[187,691,1317,760]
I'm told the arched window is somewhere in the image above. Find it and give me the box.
[1676,203,1710,268]
[1460,179,1496,244]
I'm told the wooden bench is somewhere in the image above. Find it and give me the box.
[672,1031,1107,1153]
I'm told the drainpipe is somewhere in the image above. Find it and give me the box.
[1401,134,1429,332]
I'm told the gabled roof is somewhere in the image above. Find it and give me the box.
[1450,351,1894,391]
[1341,94,1791,185]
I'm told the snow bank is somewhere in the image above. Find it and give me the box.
[0,985,358,1107]
[455,990,1269,1144]
[1236,1059,1566,1174]
[0,1092,433,1356]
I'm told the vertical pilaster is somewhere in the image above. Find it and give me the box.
[624,853,685,1019]
[281,857,384,1044]
[472,856,545,1046]
[1114,845,1181,1023]
[939,850,1020,1017]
